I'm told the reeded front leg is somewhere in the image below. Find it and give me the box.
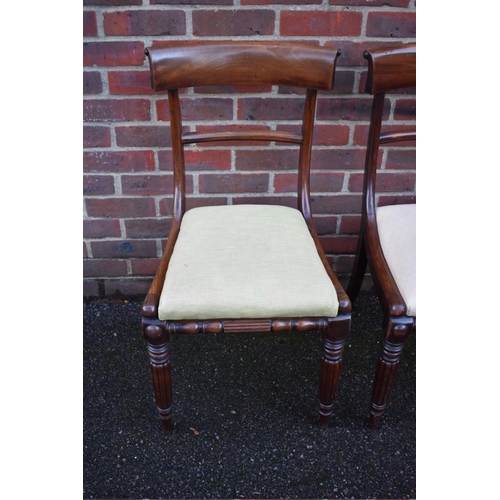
[369,316,413,429]
[318,314,351,429]
[142,319,173,434]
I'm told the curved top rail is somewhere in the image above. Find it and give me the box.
[145,41,341,92]
[364,42,416,95]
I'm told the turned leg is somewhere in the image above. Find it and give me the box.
[346,232,367,304]
[142,319,173,434]
[369,317,413,429]
[318,314,351,429]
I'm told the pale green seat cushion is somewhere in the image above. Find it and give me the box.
[376,203,416,317]
[158,205,339,320]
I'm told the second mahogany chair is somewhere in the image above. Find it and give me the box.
[141,42,352,434]
[347,43,416,429]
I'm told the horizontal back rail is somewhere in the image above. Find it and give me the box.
[146,42,340,91]
[181,130,303,145]
[379,130,416,145]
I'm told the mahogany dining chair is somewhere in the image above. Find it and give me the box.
[140,41,352,434]
[346,43,416,429]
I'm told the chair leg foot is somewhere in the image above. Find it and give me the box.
[318,414,330,429]
[369,317,413,429]
[160,415,173,434]
[368,412,381,430]
[318,314,351,429]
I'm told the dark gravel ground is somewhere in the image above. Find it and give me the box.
[83,291,416,499]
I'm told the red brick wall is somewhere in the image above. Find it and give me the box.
[83,0,416,299]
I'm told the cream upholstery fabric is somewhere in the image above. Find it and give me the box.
[158,205,339,320]
[376,204,416,317]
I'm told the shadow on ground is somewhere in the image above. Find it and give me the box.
[83,291,415,499]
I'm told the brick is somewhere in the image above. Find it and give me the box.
[232,195,295,208]
[238,97,304,121]
[193,10,275,36]
[159,196,228,215]
[86,197,156,218]
[104,10,186,36]
[318,235,358,254]
[336,257,356,277]
[92,239,158,258]
[274,172,344,193]
[311,149,366,170]
[83,41,145,67]
[339,215,361,235]
[152,0,232,4]
[150,40,202,50]
[125,218,171,238]
[84,0,141,5]
[235,149,299,171]
[378,195,415,206]
[116,126,171,147]
[313,216,338,235]
[130,258,163,276]
[317,97,384,121]
[242,0,320,3]
[276,124,350,146]
[84,259,128,277]
[194,84,272,94]
[272,173,298,193]
[84,151,155,173]
[84,175,115,195]
[329,0,410,5]
[366,12,416,38]
[103,279,152,297]
[349,172,416,192]
[84,71,102,95]
[394,98,416,120]
[199,173,269,193]
[83,11,97,37]
[386,150,416,170]
[280,11,362,37]
[156,98,233,122]
[121,174,194,195]
[84,242,89,259]
[108,71,154,95]
[331,70,356,94]
[83,219,122,238]
[159,149,232,171]
[193,125,272,146]
[186,197,228,210]
[84,126,111,148]
[314,125,350,146]
[83,280,99,298]
[84,99,150,122]
[310,194,362,214]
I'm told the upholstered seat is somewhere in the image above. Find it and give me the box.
[158,204,339,321]
[376,204,416,317]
